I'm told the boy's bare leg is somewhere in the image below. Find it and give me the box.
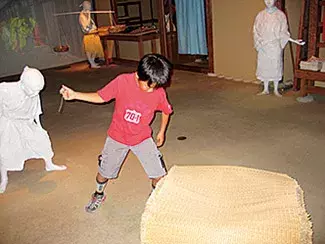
[95,173,109,194]
[96,173,108,184]
[0,166,8,193]
[151,176,164,189]
[85,173,109,213]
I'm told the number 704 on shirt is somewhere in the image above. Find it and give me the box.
[124,109,142,124]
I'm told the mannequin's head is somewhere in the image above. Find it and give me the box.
[19,66,45,97]
[81,1,92,11]
[264,0,276,9]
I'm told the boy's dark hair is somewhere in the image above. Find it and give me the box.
[137,54,173,88]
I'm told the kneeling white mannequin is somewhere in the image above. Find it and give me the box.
[253,0,305,97]
[0,66,66,193]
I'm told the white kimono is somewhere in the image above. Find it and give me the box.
[0,82,54,171]
[253,8,290,81]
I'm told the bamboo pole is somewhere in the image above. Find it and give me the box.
[54,11,114,17]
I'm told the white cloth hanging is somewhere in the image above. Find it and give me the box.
[253,8,290,81]
[0,67,54,171]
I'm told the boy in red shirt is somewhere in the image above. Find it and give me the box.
[60,54,173,212]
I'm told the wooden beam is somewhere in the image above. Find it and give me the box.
[305,86,325,95]
[53,10,114,17]
[296,69,325,80]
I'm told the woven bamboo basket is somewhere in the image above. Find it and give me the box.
[141,165,312,244]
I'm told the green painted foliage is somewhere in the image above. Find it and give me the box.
[1,17,36,52]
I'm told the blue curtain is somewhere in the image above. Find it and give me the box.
[174,0,208,55]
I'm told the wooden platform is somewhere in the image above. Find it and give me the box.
[295,69,325,96]
[294,0,325,96]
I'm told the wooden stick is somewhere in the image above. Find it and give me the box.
[284,8,296,80]
[58,96,65,114]
[293,0,306,90]
[54,11,115,17]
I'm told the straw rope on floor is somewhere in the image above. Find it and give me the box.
[141,166,312,244]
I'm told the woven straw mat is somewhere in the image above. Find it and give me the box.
[141,165,312,244]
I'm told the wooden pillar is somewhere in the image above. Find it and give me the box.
[157,0,167,56]
[110,0,118,24]
[92,0,99,26]
[149,0,154,24]
[138,37,144,58]
[205,0,214,73]
[294,0,307,90]
[109,0,118,61]
[308,0,319,58]
[300,78,308,96]
[151,39,157,53]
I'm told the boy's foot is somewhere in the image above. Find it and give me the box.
[274,91,282,97]
[85,193,106,213]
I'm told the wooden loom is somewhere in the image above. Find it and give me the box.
[294,0,325,96]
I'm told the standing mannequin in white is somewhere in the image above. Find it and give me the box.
[0,66,66,193]
[79,1,105,69]
[253,0,304,97]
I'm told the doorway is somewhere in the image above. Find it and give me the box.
[158,0,214,73]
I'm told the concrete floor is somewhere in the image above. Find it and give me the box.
[0,63,324,244]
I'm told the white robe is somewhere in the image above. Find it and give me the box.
[0,82,54,171]
[253,8,290,81]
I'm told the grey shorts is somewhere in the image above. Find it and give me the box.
[98,136,167,179]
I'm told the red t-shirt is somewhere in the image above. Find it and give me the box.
[97,73,173,146]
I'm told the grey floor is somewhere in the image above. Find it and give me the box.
[0,63,324,244]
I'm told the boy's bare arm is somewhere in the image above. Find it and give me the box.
[73,92,105,103]
[159,113,170,134]
[60,85,105,103]
[156,112,170,147]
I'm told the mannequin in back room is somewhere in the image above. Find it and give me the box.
[0,66,67,193]
[79,1,106,69]
[164,0,176,32]
[253,0,304,97]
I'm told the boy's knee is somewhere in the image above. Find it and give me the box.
[96,172,109,183]
[151,175,165,188]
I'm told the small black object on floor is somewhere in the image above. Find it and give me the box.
[177,136,187,141]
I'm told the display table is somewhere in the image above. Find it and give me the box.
[99,31,159,64]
